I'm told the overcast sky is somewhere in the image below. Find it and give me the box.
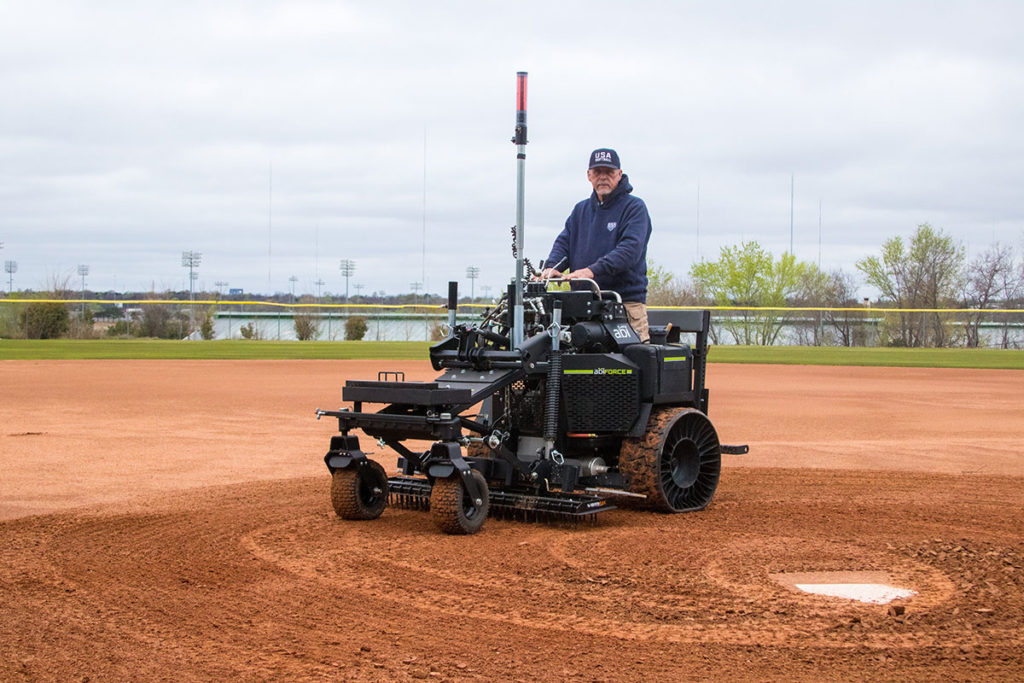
[2,0,1022,298]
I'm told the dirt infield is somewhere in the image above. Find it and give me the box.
[1,360,1022,680]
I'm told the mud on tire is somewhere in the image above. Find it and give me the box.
[430,470,490,534]
[620,407,721,512]
[331,460,389,520]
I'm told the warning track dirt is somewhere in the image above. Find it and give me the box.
[1,360,1022,679]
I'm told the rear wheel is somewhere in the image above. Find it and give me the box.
[620,407,721,512]
[430,470,489,534]
[331,460,389,520]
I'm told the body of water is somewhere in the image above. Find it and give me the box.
[195,311,1023,348]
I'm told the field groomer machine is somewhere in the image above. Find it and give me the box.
[316,73,746,534]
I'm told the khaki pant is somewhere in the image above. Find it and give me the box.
[624,302,649,342]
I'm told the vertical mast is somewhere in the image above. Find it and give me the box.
[512,71,528,349]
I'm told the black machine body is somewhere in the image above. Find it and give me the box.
[317,278,744,534]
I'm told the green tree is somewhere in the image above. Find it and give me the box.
[137,303,173,338]
[239,322,259,340]
[345,315,368,341]
[19,303,70,339]
[294,313,319,341]
[690,241,809,345]
[0,300,21,337]
[856,224,964,347]
[199,307,217,340]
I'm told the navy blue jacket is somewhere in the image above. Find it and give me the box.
[546,174,651,302]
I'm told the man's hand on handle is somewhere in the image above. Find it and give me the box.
[534,266,594,281]
[564,267,594,280]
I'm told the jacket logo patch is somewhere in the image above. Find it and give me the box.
[607,222,617,231]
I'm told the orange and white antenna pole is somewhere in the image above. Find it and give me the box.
[512,71,528,348]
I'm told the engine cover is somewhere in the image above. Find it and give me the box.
[570,319,642,353]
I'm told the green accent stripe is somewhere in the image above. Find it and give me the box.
[664,356,688,361]
[562,368,635,375]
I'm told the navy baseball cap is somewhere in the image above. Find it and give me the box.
[588,148,620,170]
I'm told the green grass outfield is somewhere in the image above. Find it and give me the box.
[1,339,1022,369]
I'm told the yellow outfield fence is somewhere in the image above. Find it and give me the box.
[1,298,1022,315]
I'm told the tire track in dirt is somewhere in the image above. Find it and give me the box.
[3,470,1023,680]
[241,470,1024,655]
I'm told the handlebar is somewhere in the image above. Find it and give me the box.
[539,277,622,303]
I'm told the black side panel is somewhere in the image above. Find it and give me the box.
[343,380,472,406]
[657,345,693,396]
[623,343,659,401]
[648,309,708,333]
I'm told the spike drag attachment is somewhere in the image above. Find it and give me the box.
[512,71,528,349]
[386,475,613,523]
[388,476,431,510]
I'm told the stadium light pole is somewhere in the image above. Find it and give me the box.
[789,173,795,255]
[215,280,229,338]
[481,284,492,300]
[339,259,356,305]
[181,251,202,337]
[410,281,424,339]
[288,275,298,303]
[410,281,423,314]
[77,264,89,318]
[314,277,326,338]
[465,266,479,301]
[4,260,17,293]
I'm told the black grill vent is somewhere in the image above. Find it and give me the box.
[563,373,639,432]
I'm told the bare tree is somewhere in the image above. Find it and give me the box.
[962,243,1014,347]
[46,273,75,299]
[822,269,861,347]
[789,265,830,345]
[999,243,1024,348]
[647,260,704,307]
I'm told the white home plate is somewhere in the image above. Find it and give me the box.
[792,583,916,604]
[771,571,917,604]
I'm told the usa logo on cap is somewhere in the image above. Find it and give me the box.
[588,148,620,170]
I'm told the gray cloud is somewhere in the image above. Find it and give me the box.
[2,0,1022,297]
